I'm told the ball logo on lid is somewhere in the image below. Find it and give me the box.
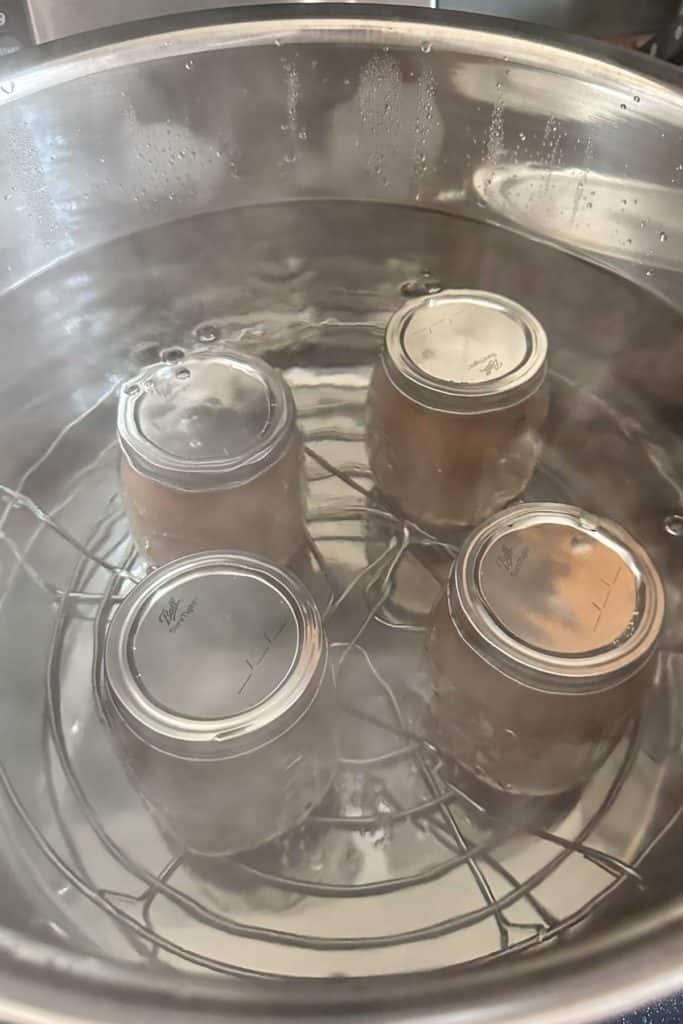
[402,301,527,386]
[384,290,548,414]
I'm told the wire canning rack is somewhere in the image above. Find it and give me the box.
[0,356,681,979]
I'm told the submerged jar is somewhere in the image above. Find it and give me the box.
[366,290,549,528]
[118,347,305,567]
[428,503,665,796]
[103,551,337,856]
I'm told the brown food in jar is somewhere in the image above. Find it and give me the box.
[366,290,549,529]
[427,503,665,796]
[428,592,653,796]
[117,347,306,567]
[103,552,337,856]
[120,436,305,567]
[367,359,548,528]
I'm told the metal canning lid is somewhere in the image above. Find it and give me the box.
[118,347,296,491]
[104,551,327,756]
[383,290,548,414]
[448,503,665,692]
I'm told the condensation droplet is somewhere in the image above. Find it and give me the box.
[645,268,654,277]
[184,59,194,70]
[420,41,432,54]
[124,383,140,397]
[659,231,668,243]
[175,367,191,381]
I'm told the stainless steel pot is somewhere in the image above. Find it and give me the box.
[0,7,681,1023]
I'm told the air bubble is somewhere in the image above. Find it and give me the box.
[620,103,627,111]
[645,268,654,277]
[175,367,191,381]
[659,231,668,243]
[124,383,140,397]
[196,324,220,344]
[161,347,185,363]
[184,60,194,70]
[400,278,442,298]
[420,41,432,54]
[664,515,683,537]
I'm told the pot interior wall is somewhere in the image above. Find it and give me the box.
[0,10,681,998]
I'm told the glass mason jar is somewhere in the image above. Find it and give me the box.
[428,503,665,796]
[366,290,549,528]
[118,347,305,567]
[103,551,337,856]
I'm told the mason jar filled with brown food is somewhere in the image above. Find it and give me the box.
[366,290,549,528]
[428,503,665,796]
[118,347,305,567]
[103,551,337,856]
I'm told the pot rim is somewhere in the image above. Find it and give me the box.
[0,6,681,1020]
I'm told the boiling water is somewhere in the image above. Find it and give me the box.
[0,201,681,977]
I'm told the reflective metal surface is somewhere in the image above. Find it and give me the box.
[456,502,665,684]
[105,551,321,732]
[385,290,547,411]
[119,348,296,488]
[18,0,676,45]
[0,8,681,1024]
[102,550,335,855]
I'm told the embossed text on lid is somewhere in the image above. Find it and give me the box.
[479,521,638,656]
[450,503,665,690]
[104,552,325,751]
[133,570,299,719]
[118,348,295,490]
[384,290,548,414]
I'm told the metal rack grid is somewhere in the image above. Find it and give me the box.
[0,392,679,979]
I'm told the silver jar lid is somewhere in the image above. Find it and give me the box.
[383,290,548,414]
[118,347,296,491]
[104,552,328,757]
[448,503,665,692]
